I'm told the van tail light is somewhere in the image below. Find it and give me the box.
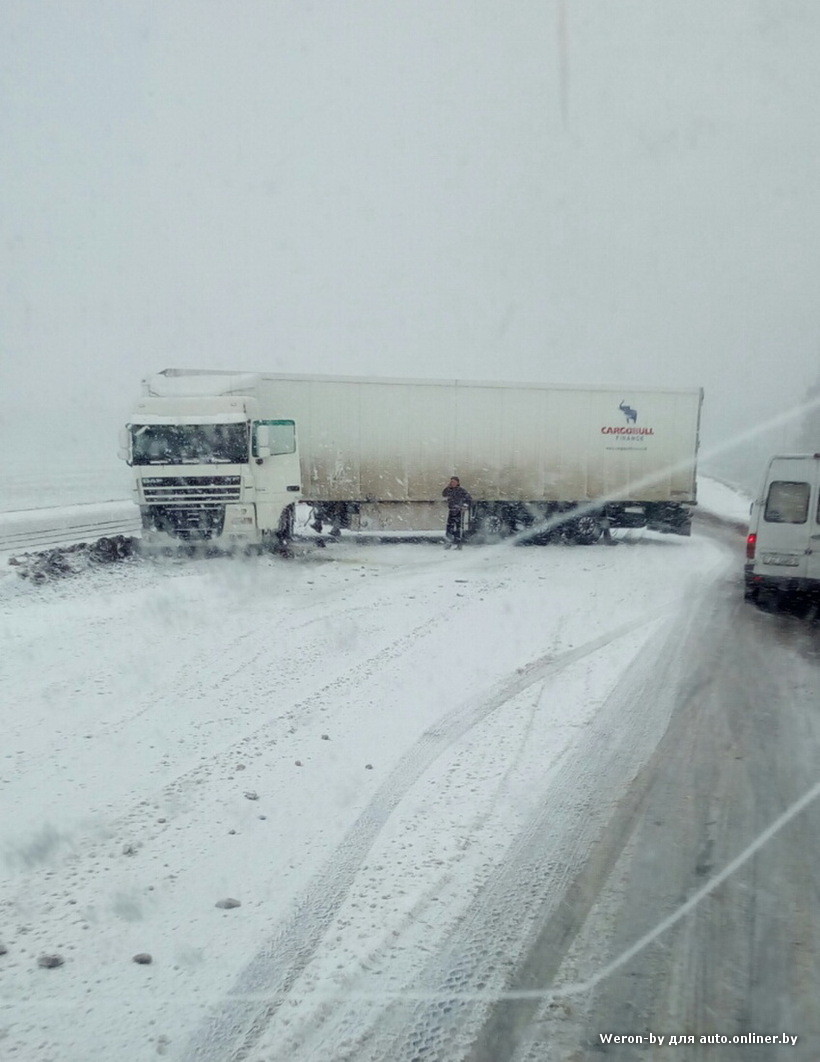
[746,533,757,560]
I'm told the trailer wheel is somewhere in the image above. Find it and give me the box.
[527,528,553,546]
[471,506,504,542]
[569,514,603,545]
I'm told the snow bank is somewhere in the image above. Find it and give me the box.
[0,501,141,565]
[697,475,752,525]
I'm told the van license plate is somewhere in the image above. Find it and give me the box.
[761,552,800,567]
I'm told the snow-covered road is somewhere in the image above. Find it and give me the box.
[0,506,741,1061]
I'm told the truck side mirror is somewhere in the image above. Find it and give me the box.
[118,428,131,464]
[255,424,271,458]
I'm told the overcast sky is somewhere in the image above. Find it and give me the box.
[2,0,820,489]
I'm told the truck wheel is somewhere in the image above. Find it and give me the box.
[276,505,295,548]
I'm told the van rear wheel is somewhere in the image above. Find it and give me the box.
[755,587,782,612]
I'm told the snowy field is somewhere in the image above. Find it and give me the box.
[0,457,131,515]
[0,488,745,1060]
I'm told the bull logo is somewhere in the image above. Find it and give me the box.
[619,400,637,424]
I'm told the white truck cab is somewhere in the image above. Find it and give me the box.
[121,388,302,550]
[745,453,820,604]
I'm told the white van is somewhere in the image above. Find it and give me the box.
[745,453,820,603]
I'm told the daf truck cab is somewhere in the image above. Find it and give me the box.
[120,391,302,550]
[745,453,820,605]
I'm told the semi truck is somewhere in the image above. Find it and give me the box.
[120,370,702,549]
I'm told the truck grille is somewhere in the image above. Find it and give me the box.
[141,476,241,506]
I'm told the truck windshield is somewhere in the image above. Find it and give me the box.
[130,423,250,465]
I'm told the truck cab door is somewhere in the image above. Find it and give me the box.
[252,420,302,532]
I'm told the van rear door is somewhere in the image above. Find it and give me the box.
[806,457,820,586]
[754,457,814,582]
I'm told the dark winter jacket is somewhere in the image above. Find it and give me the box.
[442,485,472,511]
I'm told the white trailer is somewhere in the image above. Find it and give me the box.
[121,371,702,548]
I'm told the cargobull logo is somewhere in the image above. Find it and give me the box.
[601,400,654,438]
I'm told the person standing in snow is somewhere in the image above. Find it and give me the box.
[442,476,472,548]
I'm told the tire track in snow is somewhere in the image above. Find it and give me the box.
[0,582,473,977]
[0,583,396,872]
[2,549,454,865]
[183,605,674,1062]
[330,591,709,1062]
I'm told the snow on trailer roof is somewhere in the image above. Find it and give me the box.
[145,368,704,399]
[143,371,261,397]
